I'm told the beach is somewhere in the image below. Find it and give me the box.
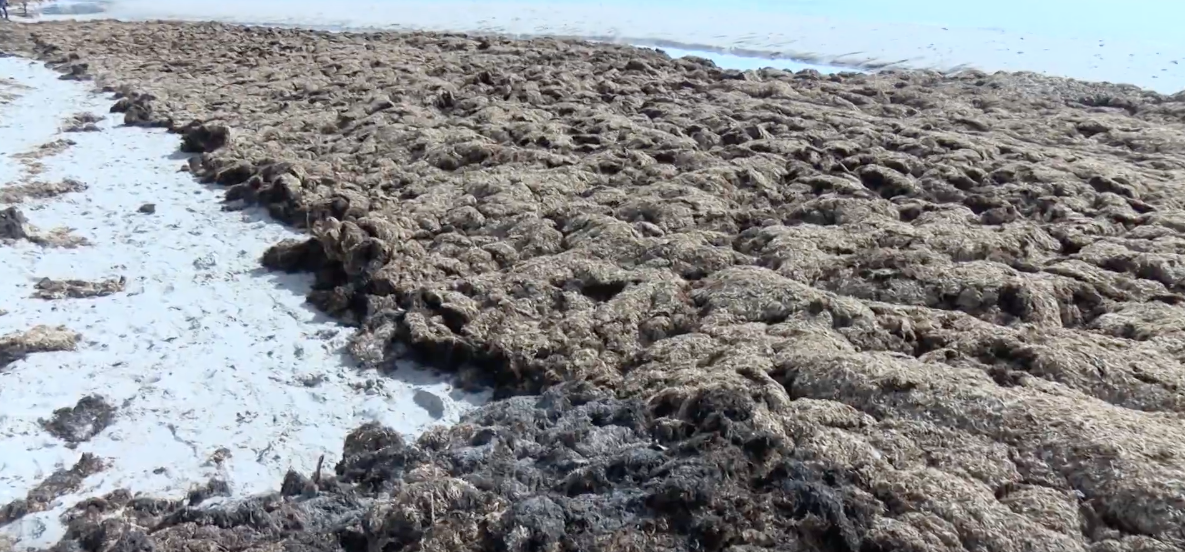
[0,31,486,549]
[0,13,1184,552]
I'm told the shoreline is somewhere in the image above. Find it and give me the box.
[30,0,1185,93]
[2,19,1185,552]
[0,53,485,548]
[25,5,856,76]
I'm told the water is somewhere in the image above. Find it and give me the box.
[41,0,1185,93]
[674,0,1178,44]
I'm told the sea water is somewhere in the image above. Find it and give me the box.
[39,0,1185,92]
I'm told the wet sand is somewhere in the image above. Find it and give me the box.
[2,19,1185,552]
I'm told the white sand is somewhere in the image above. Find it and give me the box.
[40,0,1185,93]
[0,57,487,548]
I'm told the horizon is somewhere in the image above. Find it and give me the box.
[34,0,1185,94]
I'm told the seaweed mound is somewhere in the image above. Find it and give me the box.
[3,20,1185,552]
[52,383,875,552]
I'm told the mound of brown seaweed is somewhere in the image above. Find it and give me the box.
[3,19,1184,552]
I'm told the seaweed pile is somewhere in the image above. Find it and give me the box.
[2,20,1185,552]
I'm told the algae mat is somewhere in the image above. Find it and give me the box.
[3,20,1185,552]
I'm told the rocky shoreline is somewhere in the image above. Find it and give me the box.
[2,19,1185,552]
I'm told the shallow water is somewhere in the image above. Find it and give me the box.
[692,0,1176,43]
[41,0,1185,93]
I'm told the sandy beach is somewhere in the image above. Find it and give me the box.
[1,17,1185,552]
[0,39,485,549]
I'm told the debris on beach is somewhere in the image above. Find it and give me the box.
[137,202,156,214]
[184,478,231,507]
[9,138,76,178]
[412,389,445,419]
[32,275,126,300]
[0,324,82,370]
[28,226,90,248]
[1,19,1184,551]
[109,90,168,128]
[39,395,118,446]
[0,207,32,241]
[0,206,90,248]
[0,178,87,204]
[0,76,31,105]
[61,111,103,132]
[0,454,106,526]
[179,120,232,153]
[205,447,232,468]
[10,138,75,162]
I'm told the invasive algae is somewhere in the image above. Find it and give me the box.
[1,19,1184,552]
[0,454,105,528]
[0,178,87,204]
[39,395,118,446]
[32,276,125,300]
[0,324,81,370]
